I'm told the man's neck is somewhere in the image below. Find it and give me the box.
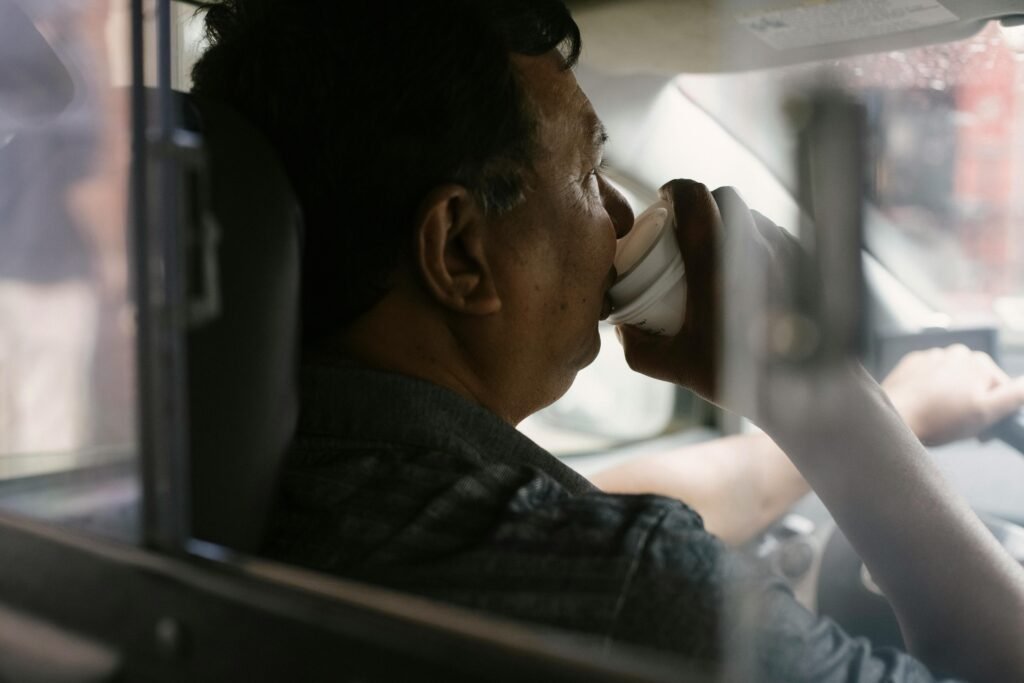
[336,293,524,425]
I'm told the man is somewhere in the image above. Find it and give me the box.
[191,1,1024,680]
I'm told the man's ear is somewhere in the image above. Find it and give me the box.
[415,185,501,315]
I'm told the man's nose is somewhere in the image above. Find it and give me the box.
[599,175,634,239]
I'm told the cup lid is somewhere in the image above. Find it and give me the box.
[607,256,684,325]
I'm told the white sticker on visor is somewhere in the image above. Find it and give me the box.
[735,0,958,51]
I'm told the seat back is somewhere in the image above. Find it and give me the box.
[182,93,301,552]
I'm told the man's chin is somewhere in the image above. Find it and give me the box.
[578,323,603,369]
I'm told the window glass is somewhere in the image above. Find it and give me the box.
[0,0,138,540]
[844,23,1024,341]
[669,22,1024,344]
[174,2,207,91]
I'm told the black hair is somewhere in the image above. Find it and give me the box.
[190,0,581,342]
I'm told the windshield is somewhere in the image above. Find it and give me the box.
[848,23,1024,338]
[674,21,1024,341]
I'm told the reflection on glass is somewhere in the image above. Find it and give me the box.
[0,0,137,540]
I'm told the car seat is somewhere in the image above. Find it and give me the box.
[181,93,301,553]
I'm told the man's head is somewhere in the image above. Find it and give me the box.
[192,0,633,422]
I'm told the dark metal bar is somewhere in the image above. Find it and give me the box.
[137,0,191,551]
[130,0,154,549]
[794,88,869,366]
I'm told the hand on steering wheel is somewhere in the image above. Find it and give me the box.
[881,344,1024,446]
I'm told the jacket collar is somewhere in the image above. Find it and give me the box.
[297,361,595,495]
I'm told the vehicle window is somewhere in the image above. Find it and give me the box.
[0,0,138,540]
[846,23,1024,343]
[148,8,1024,677]
[174,2,207,90]
[666,22,1024,347]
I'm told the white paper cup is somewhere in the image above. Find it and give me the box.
[606,200,686,336]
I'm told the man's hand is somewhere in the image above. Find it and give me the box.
[617,180,803,420]
[882,345,1024,446]
[616,179,722,401]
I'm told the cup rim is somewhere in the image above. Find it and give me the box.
[606,256,684,324]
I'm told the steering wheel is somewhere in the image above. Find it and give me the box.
[750,512,1024,647]
[990,411,1024,456]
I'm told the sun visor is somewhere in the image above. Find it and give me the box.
[568,0,1020,74]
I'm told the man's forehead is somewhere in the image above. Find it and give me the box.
[512,52,605,154]
[566,81,607,160]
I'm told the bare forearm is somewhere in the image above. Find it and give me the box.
[590,432,810,545]
[764,366,1024,682]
